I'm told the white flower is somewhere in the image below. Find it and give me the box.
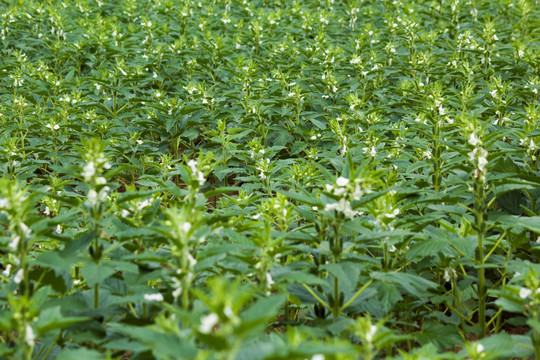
[9,236,20,250]
[353,184,364,200]
[529,139,537,151]
[468,133,480,146]
[443,270,451,283]
[476,343,484,353]
[20,222,31,238]
[385,208,400,218]
[14,269,23,284]
[312,355,324,360]
[266,273,274,286]
[477,153,488,170]
[0,197,9,209]
[144,293,164,302]
[197,171,205,186]
[224,306,235,319]
[336,177,349,187]
[55,225,62,234]
[46,123,60,130]
[98,186,110,201]
[365,324,377,342]
[182,222,192,233]
[25,325,35,346]
[438,106,446,115]
[519,287,532,299]
[82,161,96,181]
[187,253,197,267]
[172,285,182,299]
[87,189,98,205]
[199,313,219,334]
[2,264,11,276]
[138,199,152,210]
[490,89,498,98]
[325,198,356,218]
[363,146,376,157]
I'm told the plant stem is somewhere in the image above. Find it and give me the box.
[333,276,340,318]
[341,279,373,312]
[94,283,99,308]
[476,180,486,338]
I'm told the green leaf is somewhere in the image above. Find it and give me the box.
[81,261,116,287]
[416,321,461,350]
[35,306,91,336]
[371,271,437,296]
[56,348,104,360]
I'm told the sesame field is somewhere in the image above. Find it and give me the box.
[0,0,540,359]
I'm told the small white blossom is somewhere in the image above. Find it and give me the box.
[468,133,480,146]
[87,189,98,205]
[182,222,192,233]
[438,106,446,115]
[14,269,23,284]
[325,198,356,218]
[144,293,164,302]
[2,264,11,276]
[9,236,20,250]
[25,325,35,346]
[365,324,377,342]
[46,123,60,130]
[82,161,96,181]
[443,270,451,283]
[199,313,219,334]
[336,177,349,187]
[519,287,532,299]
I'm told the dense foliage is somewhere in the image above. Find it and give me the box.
[0,0,539,358]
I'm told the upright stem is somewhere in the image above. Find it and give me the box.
[476,180,486,338]
[94,283,99,309]
[477,230,485,337]
[333,276,340,318]
[432,117,441,195]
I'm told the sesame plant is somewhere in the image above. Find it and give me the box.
[0,0,539,359]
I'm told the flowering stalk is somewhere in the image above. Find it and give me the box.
[0,179,37,359]
[467,132,489,337]
[163,207,199,312]
[80,140,111,308]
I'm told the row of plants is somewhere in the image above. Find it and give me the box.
[0,0,539,358]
